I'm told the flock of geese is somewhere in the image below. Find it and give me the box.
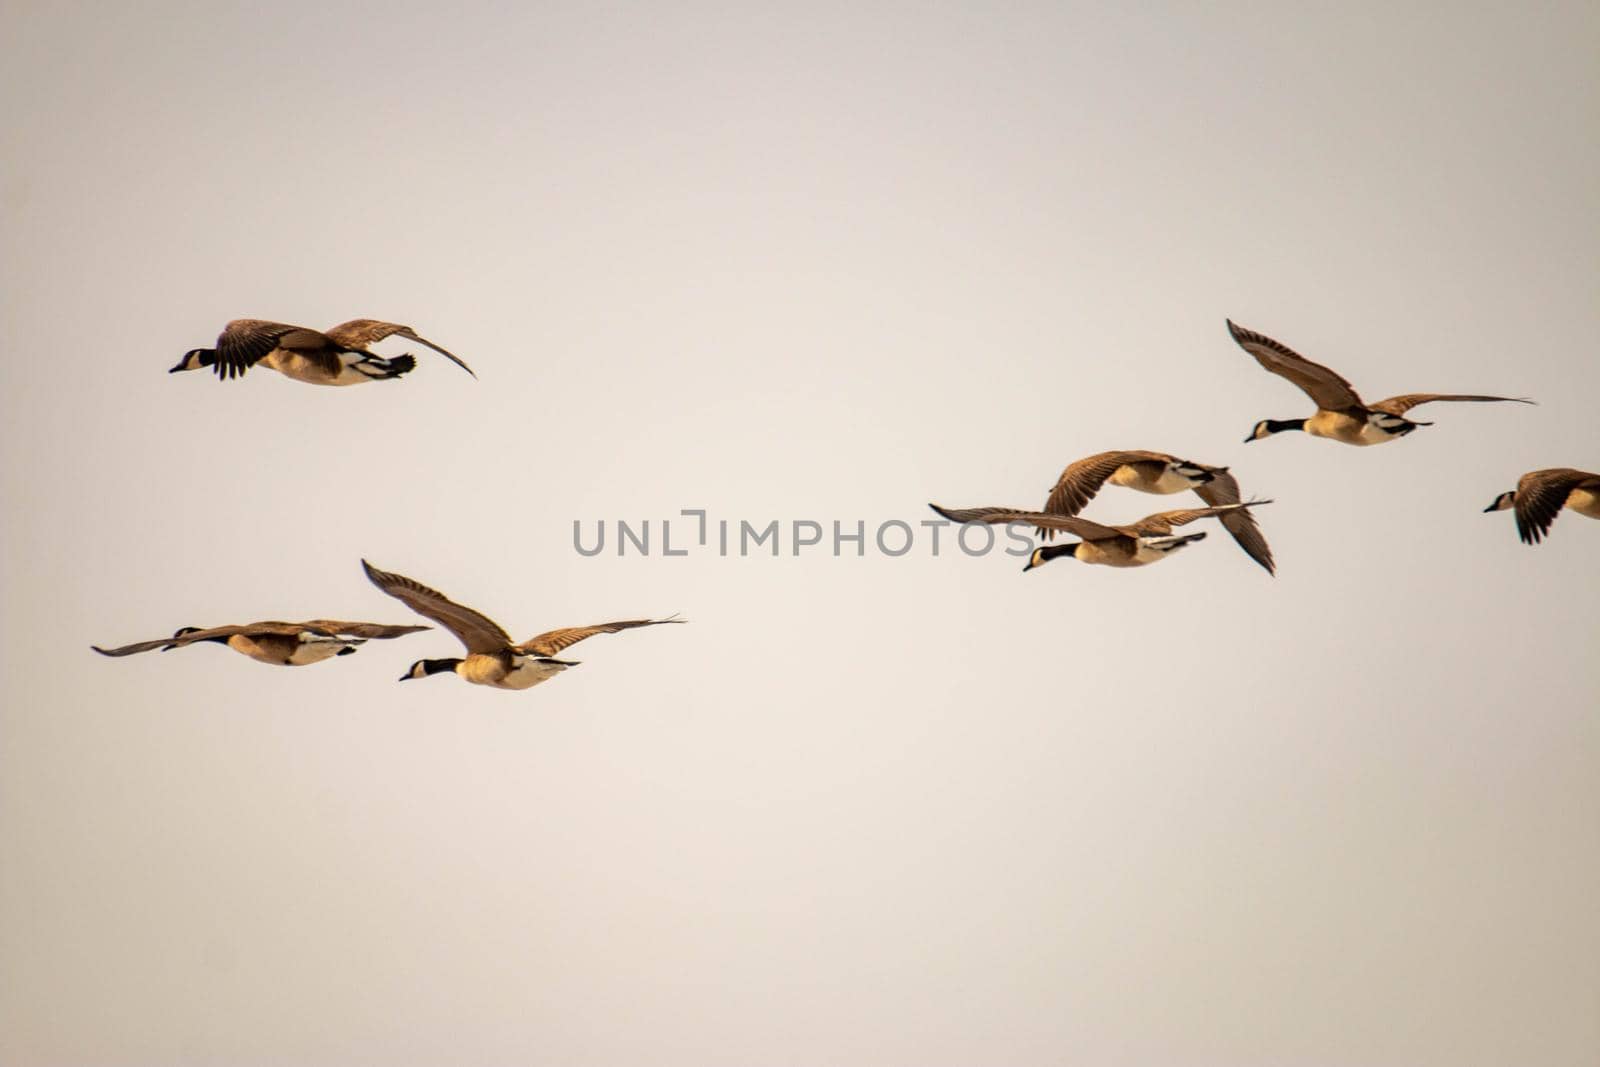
[97,318,683,691]
[93,315,1595,691]
[929,319,1593,570]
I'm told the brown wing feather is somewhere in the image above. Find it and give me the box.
[1514,468,1599,544]
[1042,450,1174,520]
[324,319,476,378]
[929,503,1124,541]
[1226,320,1364,411]
[214,320,339,380]
[519,617,683,656]
[1130,502,1269,538]
[1194,471,1275,575]
[92,637,191,656]
[1367,393,1534,417]
[91,623,257,657]
[360,561,512,654]
[300,620,433,640]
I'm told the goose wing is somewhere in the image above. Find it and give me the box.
[1226,320,1364,411]
[1513,468,1600,544]
[1193,471,1276,575]
[324,319,476,378]
[519,617,684,656]
[300,620,433,640]
[1130,501,1269,537]
[1367,393,1534,416]
[929,503,1124,541]
[1043,450,1175,518]
[91,623,255,657]
[214,319,340,380]
[360,561,511,654]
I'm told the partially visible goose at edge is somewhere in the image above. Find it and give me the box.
[929,501,1271,571]
[1484,468,1600,544]
[1040,449,1275,574]
[171,319,475,386]
[1227,319,1531,446]
[92,620,430,666]
[362,560,683,691]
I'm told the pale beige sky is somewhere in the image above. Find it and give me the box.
[2,2,1597,1064]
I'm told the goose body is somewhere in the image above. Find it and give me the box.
[1226,320,1530,446]
[929,501,1269,572]
[1303,409,1410,447]
[172,319,474,386]
[257,346,408,387]
[230,631,352,665]
[457,651,576,690]
[1057,531,1208,568]
[1484,468,1600,543]
[1106,463,1205,494]
[1042,450,1275,574]
[361,560,681,692]
[91,620,430,666]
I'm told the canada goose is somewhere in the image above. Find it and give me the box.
[91,620,430,666]
[928,501,1270,571]
[361,560,682,690]
[1227,320,1531,446]
[1484,468,1600,544]
[171,319,475,386]
[1041,450,1275,574]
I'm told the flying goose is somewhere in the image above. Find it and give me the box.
[1484,468,1600,544]
[928,501,1270,571]
[1227,320,1530,446]
[1041,450,1275,574]
[171,319,475,386]
[91,620,430,666]
[361,560,682,690]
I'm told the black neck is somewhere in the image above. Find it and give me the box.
[1268,418,1306,434]
[420,657,462,676]
[1033,543,1079,567]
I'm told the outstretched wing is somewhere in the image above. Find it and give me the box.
[91,638,180,657]
[1043,450,1173,517]
[214,319,339,380]
[519,617,684,656]
[1131,501,1269,538]
[360,561,511,654]
[300,620,432,640]
[90,623,251,657]
[1367,393,1533,416]
[1513,468,1600,545]
[1226,319,1364,411]
[1194,472,1275,575]
[324,319,476,378]
[929,503,1124,541]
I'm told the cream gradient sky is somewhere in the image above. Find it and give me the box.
[2,2,1597,1064]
